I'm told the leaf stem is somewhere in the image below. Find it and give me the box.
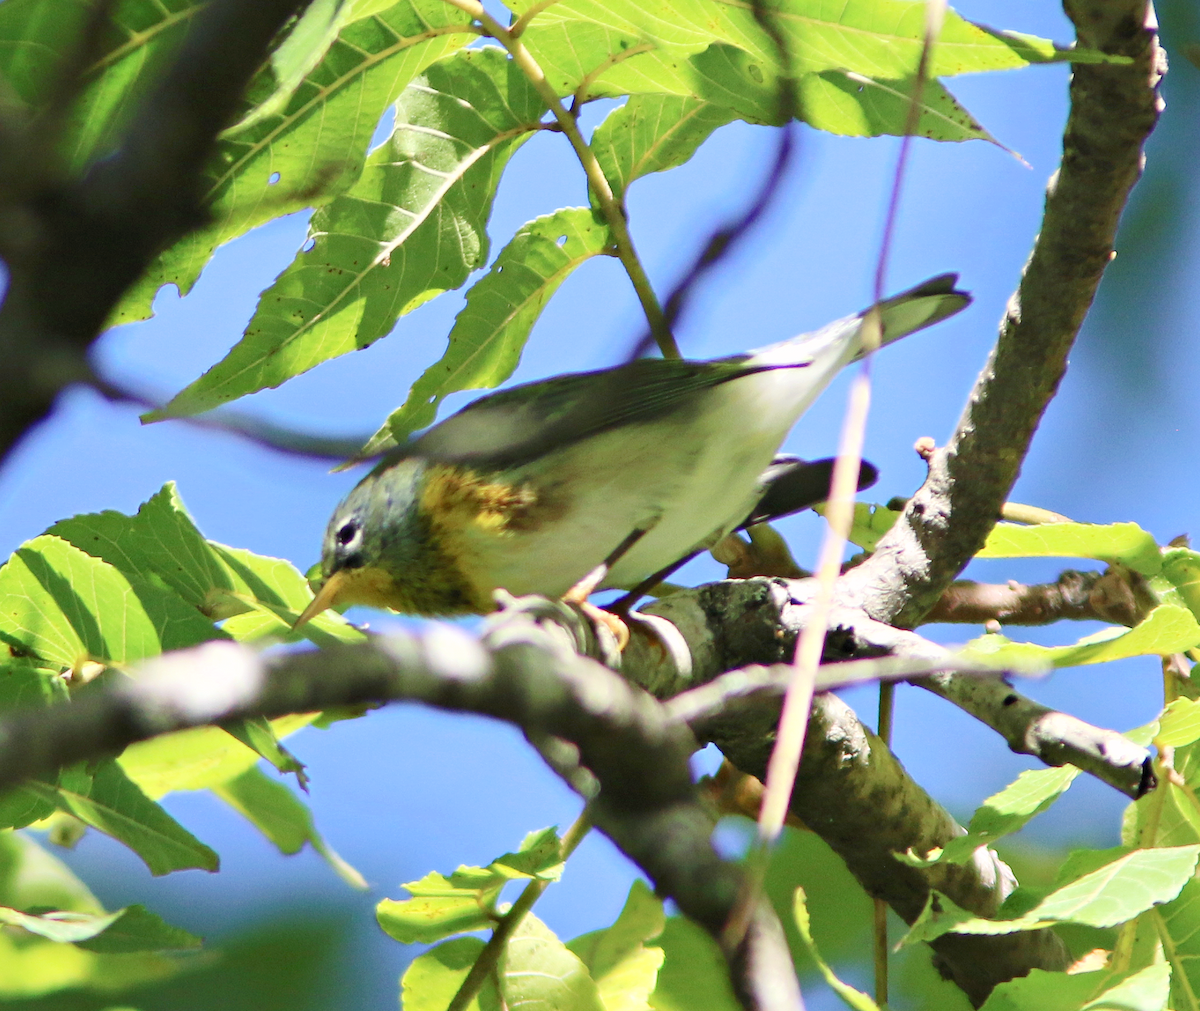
[439,0,679,358]
[446,808,593,1011]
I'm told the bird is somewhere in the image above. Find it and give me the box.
[294,274,970,630]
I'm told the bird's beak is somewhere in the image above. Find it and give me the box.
[293,569,350,630]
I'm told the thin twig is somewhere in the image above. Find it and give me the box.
[440,0,677,358]
[448,808,593,1011]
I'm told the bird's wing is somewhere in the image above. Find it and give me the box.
[407,355,774,468]
[737,456,879,529]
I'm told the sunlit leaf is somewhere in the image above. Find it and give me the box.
[0,535,223,667]
[111,0,474,324]
[24,760,220,876]
[963,605,1200,669]
[976,967,1108,1011]
[213,766,366,888]
[569,880,665,1011]
[792,887,880,1011]
[401,936,502,1011]
[149,46,545,418]
[816,501,901,552]
[898,766,1079,867]
[646,916,740,1011]
[977,522,1162,576]
[359,207,613,456]
[377,870,501,944]
[1160,548,1200,622]
[903,846,1200,944]
[500,912,606,1011]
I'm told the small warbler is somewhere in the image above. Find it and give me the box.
[295,274,969,627]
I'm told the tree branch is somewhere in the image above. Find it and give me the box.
[924,567,1157,627]
[0,606,801,1011]
[838,0,1164,629]
[0,0,314,463]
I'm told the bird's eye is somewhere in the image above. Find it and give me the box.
[336,520,358,546]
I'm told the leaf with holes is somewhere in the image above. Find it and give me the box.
[148,47,546,418]
[358,207,613,457]
[110,0,474,325]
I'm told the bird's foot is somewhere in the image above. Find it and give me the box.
[579,600,630,652]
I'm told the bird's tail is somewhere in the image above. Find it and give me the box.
[853,272,972,361]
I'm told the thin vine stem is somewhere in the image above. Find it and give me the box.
[446,807,594,1011]
[439,0,679,359]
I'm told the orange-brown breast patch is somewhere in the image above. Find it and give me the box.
[419,463,559,535]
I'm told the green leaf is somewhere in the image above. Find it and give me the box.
[898,766,1079,867]
[222,0,351,135]
[963,605,1200,669]
[1158,698,1200,748]
[0,833,184,997]
[0,534,224,667]
[377,870,501,944]
[593,95,736,200]
[1155,876,1200,1008]
[1082,963,1171,1011]
[1160,548,1200,622]
[401,936,503,1011]
[359,207,614,457]
[977,522,1162,576]
[0,0,202,171]
[976,967,1109,1011]
[117,713,316,798]
[902,845,1200,944]
[148,46,546,419]
[792,887,880,1011]
[49,483,363,647]
[111,0,473,324]
[514,0,1123,79]
[568,880,665,1011]
[646,916,740,1011]
[500,912,606,1011]
[0,903,202,954]
[221,715,309,786]
[816,501,902,552]
[26,760,220,876]
[212,765,366,888]
[490,826,567,881]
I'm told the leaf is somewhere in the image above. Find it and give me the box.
[976,967,1110,1011]
[49,483,363,647]
[401,936,503,1011]
[500,912,606,1011]
[1158,698,1200,748]
[359,207,613,456]
[221,715,309,787]
[792,887,880,1011]
[977,522,1162,576]
[902,846,1200,944]
[110,0,474,324]
[26,760,220,876]
[568,880,665,1011]
[1160,548,1200,622]
[1082,963,1171,1011]
[593,95,736,200]
[0,0,202,171]
[148,46,546,419]
[0,833,184,997]
[1154,876,1200,1008]
[963,605,1200,669]
[490,826,567,881]
[514,0,1123,79]
[377,870,501,944]
[0,534,224,667]
[898,766,1079,867]
[816,501,901,552]
[0,902,201,953]
[117,713,316,798]
[646,916,741,1011]
[212,765,366,888]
